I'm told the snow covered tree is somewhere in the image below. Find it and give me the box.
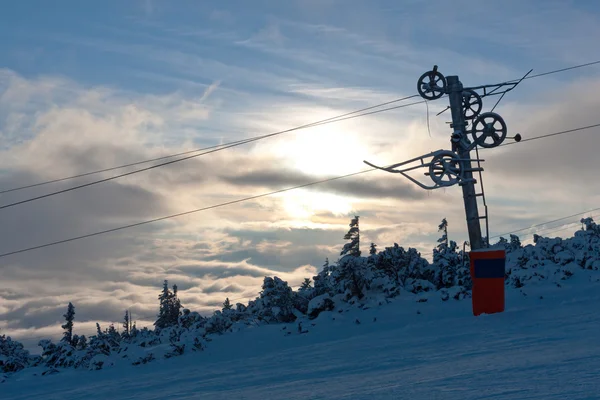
[222,298,233,311]
[171,284,182,322]
[433,219,461,289]
[438,218,448,247]
[122,310,131,337]
[332,256,371,300]
[581,217,600,234]
[155,280,182,329]
[204,311,233,335]
[61,302,75,345]
[155,280,171,329]
[509,234,522,252]
[299,278,312,291]
[74,334,87,351]
[369,242,377,255]
[253,276,296,323]
[313,258,332,296]
[105,324,121,349]
[496,236,509,248]
[341,216,361,257]
[0,335,31,373]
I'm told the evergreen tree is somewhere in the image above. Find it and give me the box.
[433,219,460,289]
[122,310,130,337]
[222,298,233,311]
[155,280,171,329]
[155,280,181,328]
[438,218,448,248]
[509,234,522,252]
[255,276,296,323]
[0,335,31,373]
[61,302,75,345]
[299,278,312,291]
[369,242,377,255]
[313,258,331,296]
[170,284,182,325]
[341,216,361,257]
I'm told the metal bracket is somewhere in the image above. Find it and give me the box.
[364,149,484,190]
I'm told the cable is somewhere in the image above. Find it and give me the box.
[0,140,247,195]
[0,95,420,196]
[1,121,598,258]
[520,60,600,81]
[498,123,600,148]
[491,206,600,239]
[4,59,600,200]
[0,169,377,258]
[0,99,424,211]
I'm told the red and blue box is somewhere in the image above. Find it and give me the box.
[469,249,506,316]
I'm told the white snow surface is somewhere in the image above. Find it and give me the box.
[4,273,600,399]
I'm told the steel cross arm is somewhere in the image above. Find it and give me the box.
[363,150,485,191]
[464,69,533,98]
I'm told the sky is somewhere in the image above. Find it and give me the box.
[1,0,600,348]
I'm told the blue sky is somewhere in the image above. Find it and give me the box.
[1,0,600,346]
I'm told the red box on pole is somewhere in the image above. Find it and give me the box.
[469,249,506,316]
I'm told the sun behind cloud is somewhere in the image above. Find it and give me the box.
[280,189,354,220]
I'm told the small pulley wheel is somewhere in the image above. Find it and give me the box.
[462,89,482,120]
[417,70,447,100]
[471,112,507,148]
[428,151,462,187]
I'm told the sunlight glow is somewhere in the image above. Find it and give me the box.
[281,189,354,219]
[277,127,370,176]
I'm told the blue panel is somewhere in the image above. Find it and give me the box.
[474,258,505,279]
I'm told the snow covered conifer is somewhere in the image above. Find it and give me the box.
[155,280,181,328]
[61,302,75,345]
[433,219,461,289]
[255,276,296,323]
[123,310,130,337]
[222,298,233,311]
[313,258,332,296]
[369,242,377,255]
[438,218,448,247]
[170,284,182,325]
[299,278,312,291]
[341,216,361,257]
[0,335,31,373]
[155,280,171,329]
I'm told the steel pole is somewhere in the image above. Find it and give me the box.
[446,75,483,250]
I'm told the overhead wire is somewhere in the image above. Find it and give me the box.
[519,60,600,81]
[1,122,599,259]
[497,123,600,148]
[0,95,421,196]
[0,169,377,258]
[0,99,424,211]
[3,59,599,199]
[491,206,600,239]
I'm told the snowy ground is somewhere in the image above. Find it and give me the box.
[4,273,600,399]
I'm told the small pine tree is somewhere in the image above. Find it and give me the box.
[299,278,312,291]
[155,280,171,329]
[341,216,361,257]
[509,234,522,251]
[61,302,75,345]
[313,258,331,296]
[369,242,377,255]
[222,298,233,311]
[155,280,182,328]
[438,218,448,248]
[123,310,130,336]
[170,284,182,325]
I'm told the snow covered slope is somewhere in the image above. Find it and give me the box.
[4,272,600,399]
